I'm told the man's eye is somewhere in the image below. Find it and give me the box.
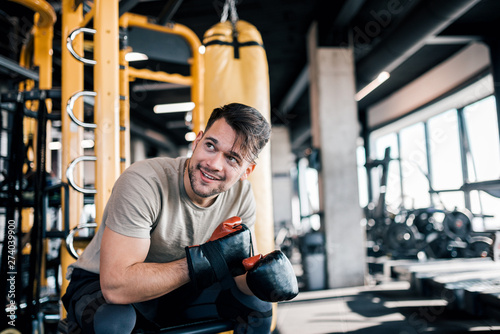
[205,143,214,150]
[228,156,239,165]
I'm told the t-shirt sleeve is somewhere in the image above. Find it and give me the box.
[104,162,161,239]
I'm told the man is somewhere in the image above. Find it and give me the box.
[62,103,298,334]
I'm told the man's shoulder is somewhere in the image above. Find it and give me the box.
[226,179,253,197]
[126,156,186,176]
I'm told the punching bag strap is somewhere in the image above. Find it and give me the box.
[220,0,240,58]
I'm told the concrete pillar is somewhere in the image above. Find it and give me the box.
[271,126,295,235]
[307,23,366,288]
[485,39,500,146]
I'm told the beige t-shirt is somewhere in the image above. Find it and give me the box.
[67,156,256,278]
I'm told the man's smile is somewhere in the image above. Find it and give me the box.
[199,166,224,182]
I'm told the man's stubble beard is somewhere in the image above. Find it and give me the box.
[187,161,227,198]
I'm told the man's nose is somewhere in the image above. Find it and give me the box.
[207,152,224,171]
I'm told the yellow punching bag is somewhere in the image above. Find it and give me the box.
[203,20,274,256]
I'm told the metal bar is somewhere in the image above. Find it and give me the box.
[0,54,39,81]
[28,96,48,322]
[457,107,472,210]
[1,89,61,102]
[157,0,184,26]
[81,3,96,28]
[396,132,405,206]
[424,121,434,206]
[24,110,61,120]
[128,67,193,85]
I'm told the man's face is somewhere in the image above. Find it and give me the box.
[185,118,255,207]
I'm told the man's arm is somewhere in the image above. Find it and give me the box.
[100,226,190,305]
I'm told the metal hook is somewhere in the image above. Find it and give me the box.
[66,27,97,65]
[66,156,97,194]
[66,91,97,128]
[66,222,98,259]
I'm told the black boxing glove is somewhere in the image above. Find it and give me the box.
[243,250,299,302]
[185,216,252,292]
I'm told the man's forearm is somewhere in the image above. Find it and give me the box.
[101,258,190,304]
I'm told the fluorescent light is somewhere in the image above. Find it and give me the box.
[154,102,195,114]
[81,139,95,149]
[185,131,197,142]
[355,71,390,101]
[199,45,206,54]
[125,52,148,62]
[48,142,61,150]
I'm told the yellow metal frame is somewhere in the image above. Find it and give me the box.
[60,0,85,313]
[93,0,121,226]
[10,0,56,28]
[119,13,205,133]
[119,48,131,172]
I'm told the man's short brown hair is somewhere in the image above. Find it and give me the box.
[205,103,271,163]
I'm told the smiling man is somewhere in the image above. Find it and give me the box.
[61,103,297,334]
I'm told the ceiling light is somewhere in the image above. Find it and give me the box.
[154,102,195,114]
[125,52,148,62]
[355,71,390,101]
[199,45,206,54]
[48,141,62,150]
[185,131,197,142]
[81,139,95,149]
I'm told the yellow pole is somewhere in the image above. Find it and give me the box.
[33,9,55,290]
[94,0,121,225]
[60,0,84,314]
[19,38,37,166]
[119,48,131,171]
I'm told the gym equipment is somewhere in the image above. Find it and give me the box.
[365,146,494,260]
[443,209,473,241]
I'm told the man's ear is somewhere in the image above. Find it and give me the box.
[193,131,204,149]
[240,163,256,180]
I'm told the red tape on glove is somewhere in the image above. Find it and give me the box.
[242,254,264,271]
[208,216,243,241]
